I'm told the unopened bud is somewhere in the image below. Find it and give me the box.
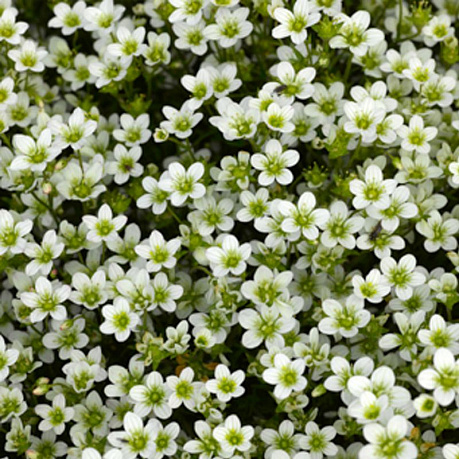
[447,251,459,267]
[33,384,50,396]
[54,160,65,171]
[42,183,53,194]
[441,36,459,66]
[154,128,169,143]
[133,3,145,15]
[311,384,327,397]
[60,320,73,331]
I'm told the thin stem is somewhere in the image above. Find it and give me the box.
[343,54,353,83]
[30,190,60,226]
[397,0,403,41]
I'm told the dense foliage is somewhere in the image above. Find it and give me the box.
[1,0,459,458]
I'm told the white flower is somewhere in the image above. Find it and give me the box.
[150,272,183,312]
[397,115,437,154]
[63,53,98,90]
[262,353,307,399]
[204,7,253,48]
[310,0,341,15]
[415,210,459,252]
[376,113,404,144]
[160,100,203,139]
[0,209,33,256]
[413,394,437,418]
[108,412,155,459]
[330,11,384,56]
[107,26,146,61]
[238,305,295,348]
[443,444,459,459]
[48,1,87,35]
[173,20,208,56]
[359,416,417,459]
[213,415,254,454]
[0,336,19,382]
[279,192,330,241]
[49,107,97,150]
[159,161,205,206]
[150,419,180,459]
[275,61,316,100]
[0,76,17,106]
[42,317,88,359]
[82,204,127,243]
[0,8,28,45]
[143,31,171,66]
[380,254,426,300]
[448,160,459,186]
[241,265,292,310]
[348,391,390,424]
[349,165,397,210]
[261,420,304,458]
[422,14,454,46]
[35,394,74,435]
[8,39,47,72]
[184,420,223,458]
[304,82,345,125]
[100,297,140,342]
[272,0,321,45]
[189,195,234,236]
[137,177,170,215]
[113,114,151,147]
[206,364,245,402]
[181,68,213,110]
[11,129,61,172]
[25,230,64,276]
[366,186,418,232]
[134,230,181,272]
[418,314,459,355]
[164,320,191,354]
[169,0,208,24]
[206,234,251,277]
[205,62,241,98]
[321,201,364,249]
[251,139,299,186]
[418,348,459,406]
[70,270,107,310]
[20,277,71,323]
[402,57,436,90]
[237,188,270,222]
[166,367,196,409]
[319,295,371,338]
[209,97,260,140]
[88,54,129,88]
[352,269,391,303]
[300,422,338,459]
[421,74,456,107]
[129,371,172,419]
[343,98,386,143]
[84,0,125,35]
[378,310,425,361]
[262,103,295,133]
[107,144,144,185]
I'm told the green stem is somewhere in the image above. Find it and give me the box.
[397,0,403,41]
[30,190,59,226]
[168,206,182,224]
[0,133,11,148]
[343,54,353,82]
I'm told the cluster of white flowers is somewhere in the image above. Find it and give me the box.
[1,0,459,457]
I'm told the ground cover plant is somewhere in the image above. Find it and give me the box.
[1,0,459,457]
